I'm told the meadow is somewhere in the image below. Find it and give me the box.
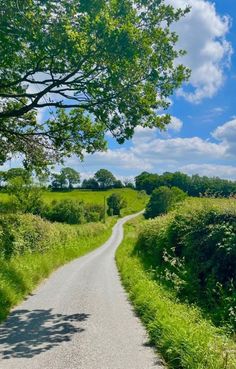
[116,197,236,369]
[0,188,148,216]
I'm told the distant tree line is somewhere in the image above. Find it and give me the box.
[135,171,236,197]
[0,167,134,191]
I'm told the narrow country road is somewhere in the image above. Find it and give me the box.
[0,213,164,369]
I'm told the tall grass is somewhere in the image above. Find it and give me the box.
[0,215,115,322]
[116,216,236,369]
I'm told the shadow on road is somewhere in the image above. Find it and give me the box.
[0,309,90,359]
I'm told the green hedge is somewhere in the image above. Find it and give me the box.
[137,198,236,330]
[0,213,114,321]
[116,218,236,369]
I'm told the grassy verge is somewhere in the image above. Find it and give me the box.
[0,217,115,322]
[116,217,236,369]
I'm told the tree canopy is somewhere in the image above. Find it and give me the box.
[135,171,236,198]
[144,186,186,218]
[61,167,80,189]
[94,169,116,189]
[0,0,189,169]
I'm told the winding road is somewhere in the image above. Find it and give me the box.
[0,213,164,369]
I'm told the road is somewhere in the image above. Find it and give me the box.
[0,213,164,369]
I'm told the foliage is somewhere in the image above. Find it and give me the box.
[135,171,236,197]
[84,203,104,222]
[0,214,114,321]
[0,188,149,216]
[43,200,85,224]
[5,168,30,181]
[116,218,236,369]
[107,193,127,216]
[61,167,80,189]
[0,0,189,168]
[7,176,44,214]
[43,199,104,224]
[94,169,116,189]
[113,180,123,189]
[144,186,186,218]
[139,198,236,330]
[82,178,99,190]
[51,172,67,190]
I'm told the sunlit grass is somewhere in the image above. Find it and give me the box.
[0,217,115,322]
[116,217,236,369]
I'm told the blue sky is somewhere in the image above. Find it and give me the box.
[3,0,236,182]
[67,0,236,181]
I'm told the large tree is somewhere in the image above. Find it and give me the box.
[61,167,80,189]
[0,0,190,169]
[94,169,116,189]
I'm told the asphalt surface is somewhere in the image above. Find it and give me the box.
[0,212,165,369]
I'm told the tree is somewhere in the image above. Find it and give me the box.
[5,168,31,181]
[51,172,67,190]
[0,171,6,187]
[107,193,127,216]
[61,167,80,189]
[113,180,123,189]
[144,186,186,219]
[0,0,190,169]
[94,169,116,189]
[82,178,99,190]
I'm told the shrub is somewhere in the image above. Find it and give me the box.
[7,176,44,215]
[44,200,86,224]
[138,198,236,329]
[84,203,104,222]
[0,214,60,259]
[107,193,127,216]
[116,219,236,369]
[144,186,186,218]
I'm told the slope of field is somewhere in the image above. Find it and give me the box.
[0,188,148,216]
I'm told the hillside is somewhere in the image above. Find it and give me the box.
[0,188,148,216]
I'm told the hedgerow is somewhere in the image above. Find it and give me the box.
[137,198,236,330]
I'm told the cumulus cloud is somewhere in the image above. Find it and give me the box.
[169,0,232,102]
[212,118,236,156]
[78,117,236,178]
[168,116,183,132]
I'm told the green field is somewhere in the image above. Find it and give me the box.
[0,188,148,216]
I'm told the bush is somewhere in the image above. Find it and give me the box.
[7,176,44,215]
[0,213,114,321]
[138,198,236,329]
[0,214,61,259]
[44,200,86,224]
[116,219,236,369]
[144,186,186,218]
[84,203,104,222]
[107,193,127,216]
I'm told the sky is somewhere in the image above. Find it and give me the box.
[3,0,236,182]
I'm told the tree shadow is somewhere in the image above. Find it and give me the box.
[0,309,90,359]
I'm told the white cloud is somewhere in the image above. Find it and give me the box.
[169,0,232,102]
[168,116,183,132]
[212,118,236,156]
[78,117,236,178]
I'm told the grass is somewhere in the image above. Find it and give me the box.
[0,188,148,216]
[0,217,115,322]
[116,216,236,369]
